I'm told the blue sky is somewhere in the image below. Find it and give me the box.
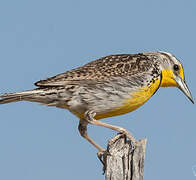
[0,0,195,179]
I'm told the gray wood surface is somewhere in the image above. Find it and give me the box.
[102,134,147,180]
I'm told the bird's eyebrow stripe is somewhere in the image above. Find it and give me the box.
[159,52,174,63]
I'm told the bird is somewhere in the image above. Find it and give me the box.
[0,51,194,152]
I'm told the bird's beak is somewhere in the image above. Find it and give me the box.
[174,76,194,104]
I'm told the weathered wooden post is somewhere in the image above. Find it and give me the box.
[100,134,147,180]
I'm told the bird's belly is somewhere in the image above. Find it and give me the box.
[65,78,161,120]
[95,90,151,119]
[95,79,161,120]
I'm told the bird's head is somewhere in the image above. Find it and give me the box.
[157,51,194,104]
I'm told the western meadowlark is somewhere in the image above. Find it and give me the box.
[0,52,194,152]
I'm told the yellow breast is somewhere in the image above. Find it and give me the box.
[95,77,161,120]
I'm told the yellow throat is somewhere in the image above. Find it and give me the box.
[160,64,184,87]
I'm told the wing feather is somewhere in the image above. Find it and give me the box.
[35,53,159,87]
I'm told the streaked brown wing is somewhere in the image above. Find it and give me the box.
[35,54,154,87]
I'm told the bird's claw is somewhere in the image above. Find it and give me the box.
[97,150,111,174]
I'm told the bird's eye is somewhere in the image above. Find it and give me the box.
[173,64,180,71]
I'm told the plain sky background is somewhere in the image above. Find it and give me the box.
[0,0,195,179]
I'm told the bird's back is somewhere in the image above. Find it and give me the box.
[35,53,157,86]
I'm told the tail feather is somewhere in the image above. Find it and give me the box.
[0,94,22,104]
[0,89,46,104]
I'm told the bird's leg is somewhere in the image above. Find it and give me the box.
[78,119,105,152]
[78,119,107,165]
[84,110,137,147]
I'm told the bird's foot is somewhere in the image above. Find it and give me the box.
[97,150,111,174]
[117,127,137,149]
